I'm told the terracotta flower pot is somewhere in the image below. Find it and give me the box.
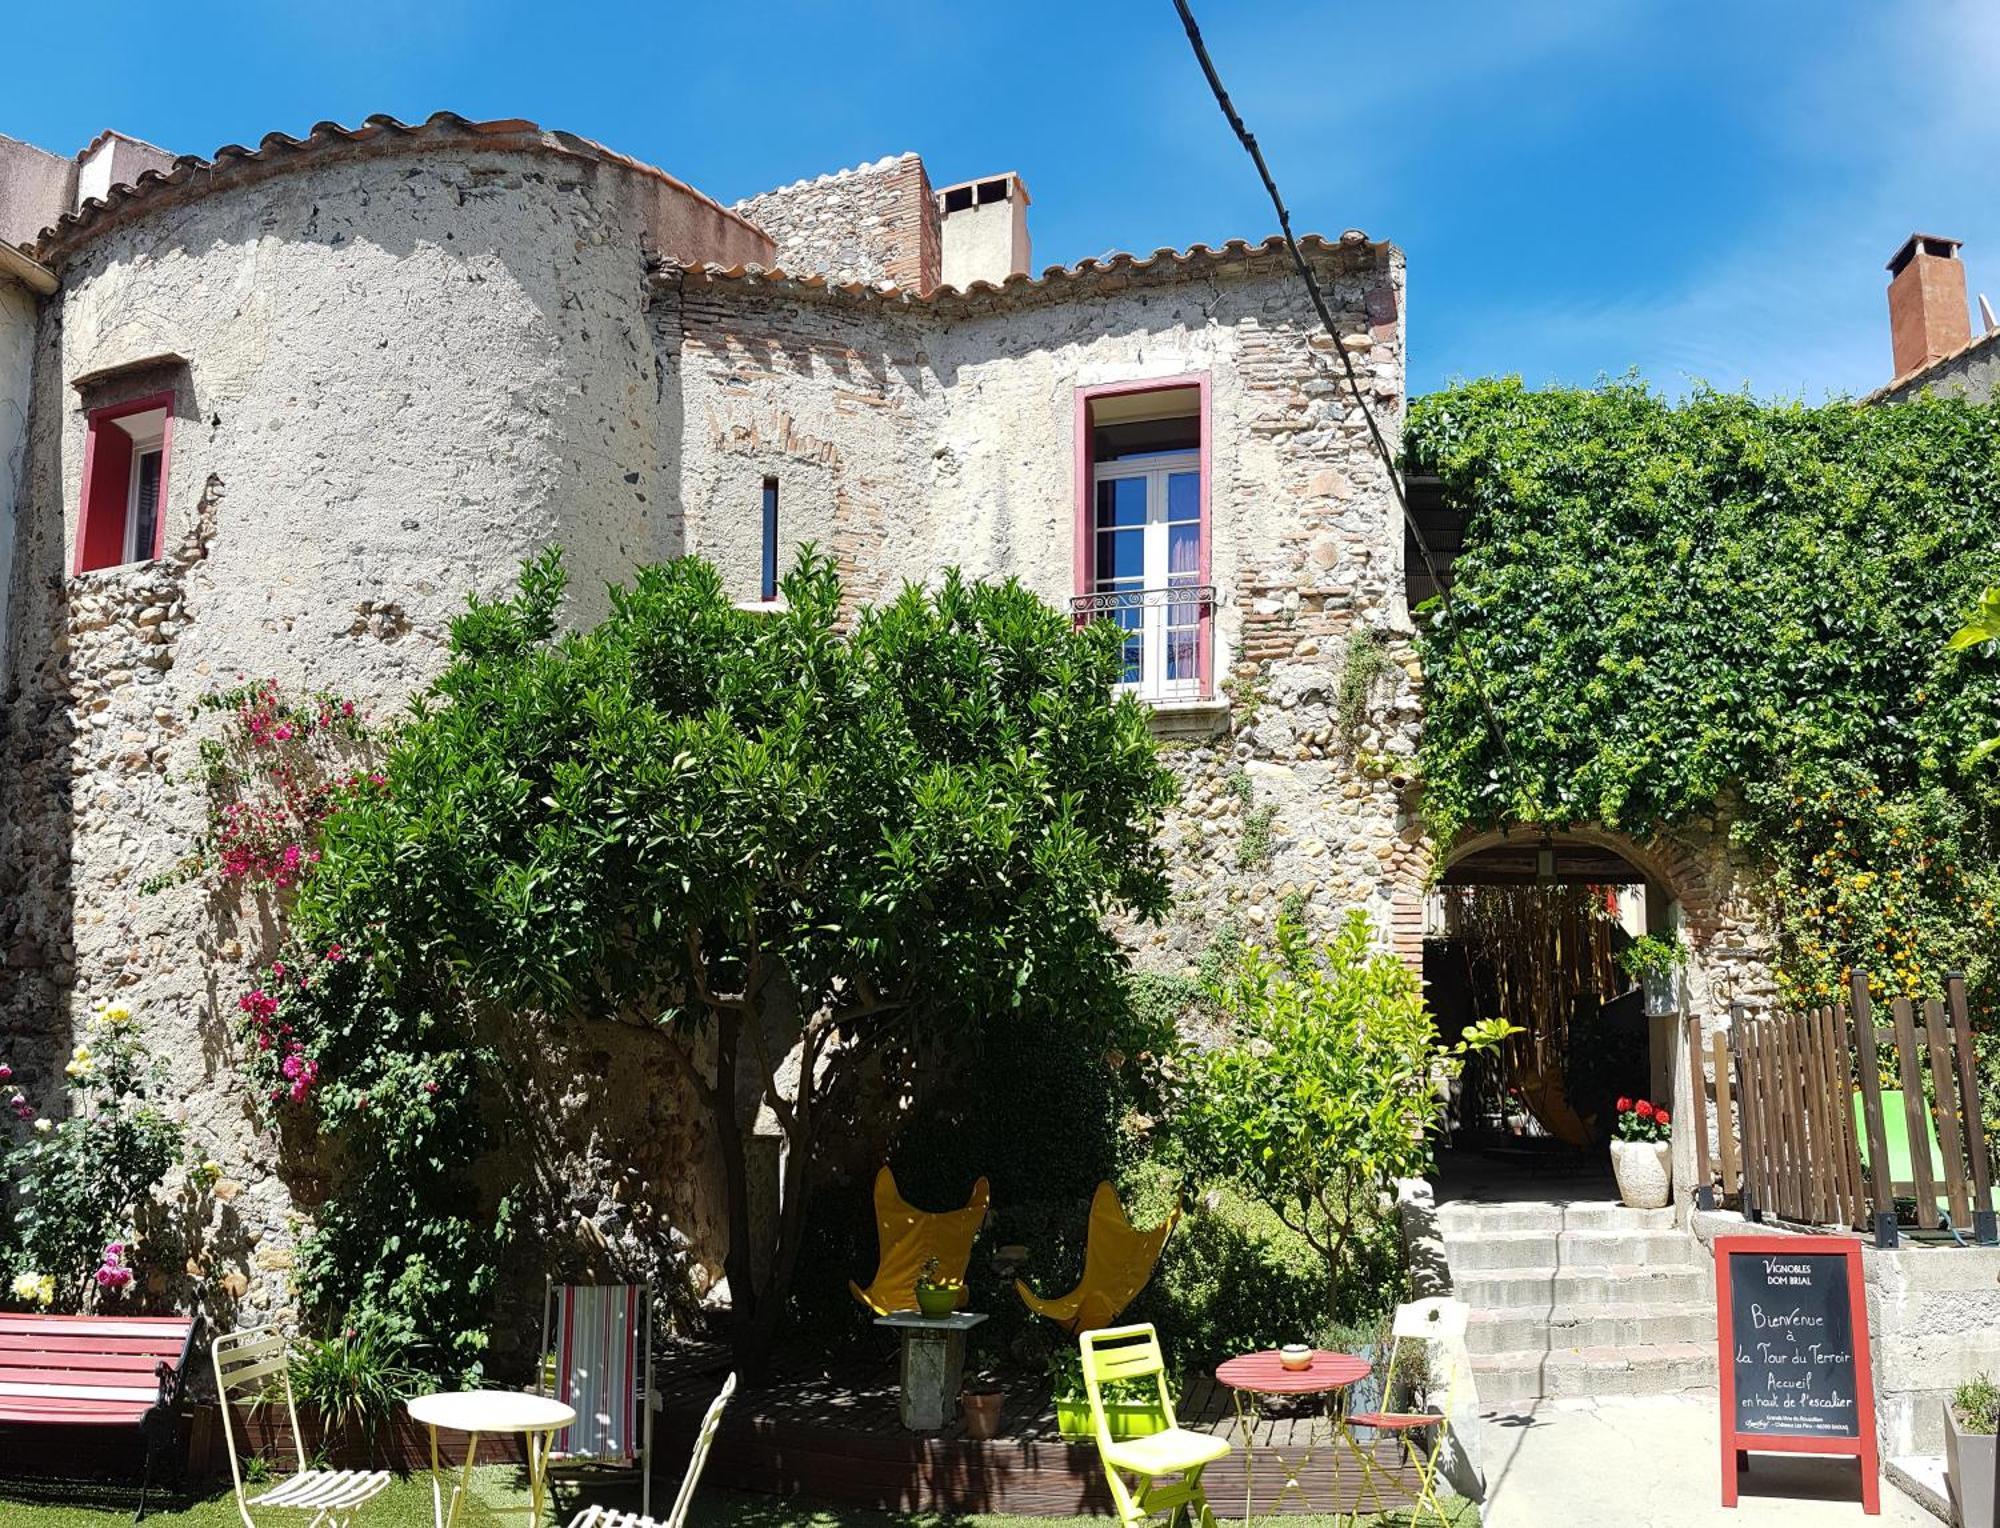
[1611,1138,1672,1209]
[962,1386,1004,1440]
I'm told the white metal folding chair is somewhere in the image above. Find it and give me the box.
[211,1326,390,1528]
[537,1282,656,1516]
[563,1372,736,1528]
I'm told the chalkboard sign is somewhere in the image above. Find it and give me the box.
[1715,1234,1879,1515]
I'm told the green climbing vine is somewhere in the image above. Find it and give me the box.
[1407,377,2000,1015]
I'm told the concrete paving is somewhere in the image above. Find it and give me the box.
[1476,1393,1939,1527]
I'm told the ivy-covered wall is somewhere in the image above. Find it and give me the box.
[1408,379,2000,1030]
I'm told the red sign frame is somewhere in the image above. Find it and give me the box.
[1715,1233,1878,1514]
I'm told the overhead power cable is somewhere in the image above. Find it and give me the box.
[1170,0,1526,803]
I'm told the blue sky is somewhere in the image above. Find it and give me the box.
[8,1,1998,398]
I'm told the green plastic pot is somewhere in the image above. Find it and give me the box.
[1054,1397,1168,1442]
[915,1285,959,1318]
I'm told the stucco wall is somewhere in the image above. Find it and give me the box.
[0,134,74,250]
[2,125,1426,1338]
[0,277,34,688]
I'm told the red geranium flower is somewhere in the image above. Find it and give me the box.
[1617,1096,1633,1113]
[1656,1108,1671,1126]
[1635,1100,1655,1119]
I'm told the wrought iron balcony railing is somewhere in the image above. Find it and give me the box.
[1068,584,1217,619]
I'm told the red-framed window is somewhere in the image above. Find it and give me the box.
[75,391,175,574]
[1072,375,1213,700]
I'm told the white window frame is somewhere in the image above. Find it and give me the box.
[1092,449,1204,703]
[123,445,164,565]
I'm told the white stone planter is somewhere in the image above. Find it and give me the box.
[1611,1139,1672,1209]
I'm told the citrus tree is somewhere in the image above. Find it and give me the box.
[1173,912,1511,1311]
[286,547,1177,1371]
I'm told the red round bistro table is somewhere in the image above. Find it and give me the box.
[1215,1349,1372,1524]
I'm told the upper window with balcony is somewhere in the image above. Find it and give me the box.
[1073,380,1213,703]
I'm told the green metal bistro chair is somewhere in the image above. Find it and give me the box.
[1078,1324,1230,1528]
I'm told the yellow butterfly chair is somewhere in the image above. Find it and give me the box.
[1017,1182,1180,1334]
[848,1165,991,1315]
[1079,1323,1229,1528]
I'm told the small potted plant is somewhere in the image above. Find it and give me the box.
[1947,1374,1999,1528]
[913,1257,962,1319]
[962,1375,1005,1440]
[1618,935,1688,1018]
[1611,1096,1673,1209]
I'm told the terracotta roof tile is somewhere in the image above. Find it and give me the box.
[665,230,1392,307]
[29,111,766,264]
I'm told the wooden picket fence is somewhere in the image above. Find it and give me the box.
[1683,970,1997,1247]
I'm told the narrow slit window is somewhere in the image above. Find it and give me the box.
[760,477,779,602]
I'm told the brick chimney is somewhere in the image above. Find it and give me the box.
[936,173,1031,289]
[1886,233,1970,378]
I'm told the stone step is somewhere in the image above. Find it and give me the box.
[1441,1227,1699,1272]
[1471,1342,1717,1405]
[1466,1301,1715,1356]
[1435,1201,1678,1236]
[1453,1261,1711,1310]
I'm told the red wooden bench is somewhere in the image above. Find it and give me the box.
[0,1312,205,1515]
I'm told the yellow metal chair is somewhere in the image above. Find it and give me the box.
[1079,1323,1230,1528]
[847,1165,990,1315]
[1347,1297,1464,1527]
[1018,1182,1180,1334]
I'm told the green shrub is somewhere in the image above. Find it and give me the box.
[1408,378,2000,1023]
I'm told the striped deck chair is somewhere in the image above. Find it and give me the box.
[538,1282,655,1517]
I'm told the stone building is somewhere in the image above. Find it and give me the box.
[0,113,1416,1315]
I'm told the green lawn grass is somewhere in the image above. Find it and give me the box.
[0,1470,1477,1528]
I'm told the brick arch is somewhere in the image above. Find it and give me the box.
[1437,825,1724,937]
[1387,822,1741,981]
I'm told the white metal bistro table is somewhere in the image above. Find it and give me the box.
[407,1389,577,1528]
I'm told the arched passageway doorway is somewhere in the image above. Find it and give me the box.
[1426,830,1690,1193]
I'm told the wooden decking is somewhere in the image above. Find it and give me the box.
[655,1346,1424,1518]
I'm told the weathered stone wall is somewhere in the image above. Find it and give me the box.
[663,240,1420,971]
[3,120,1448,1342]
[733,154,941,294]
[0,143,727,1320]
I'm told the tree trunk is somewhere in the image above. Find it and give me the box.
[707,1012,770,1376]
